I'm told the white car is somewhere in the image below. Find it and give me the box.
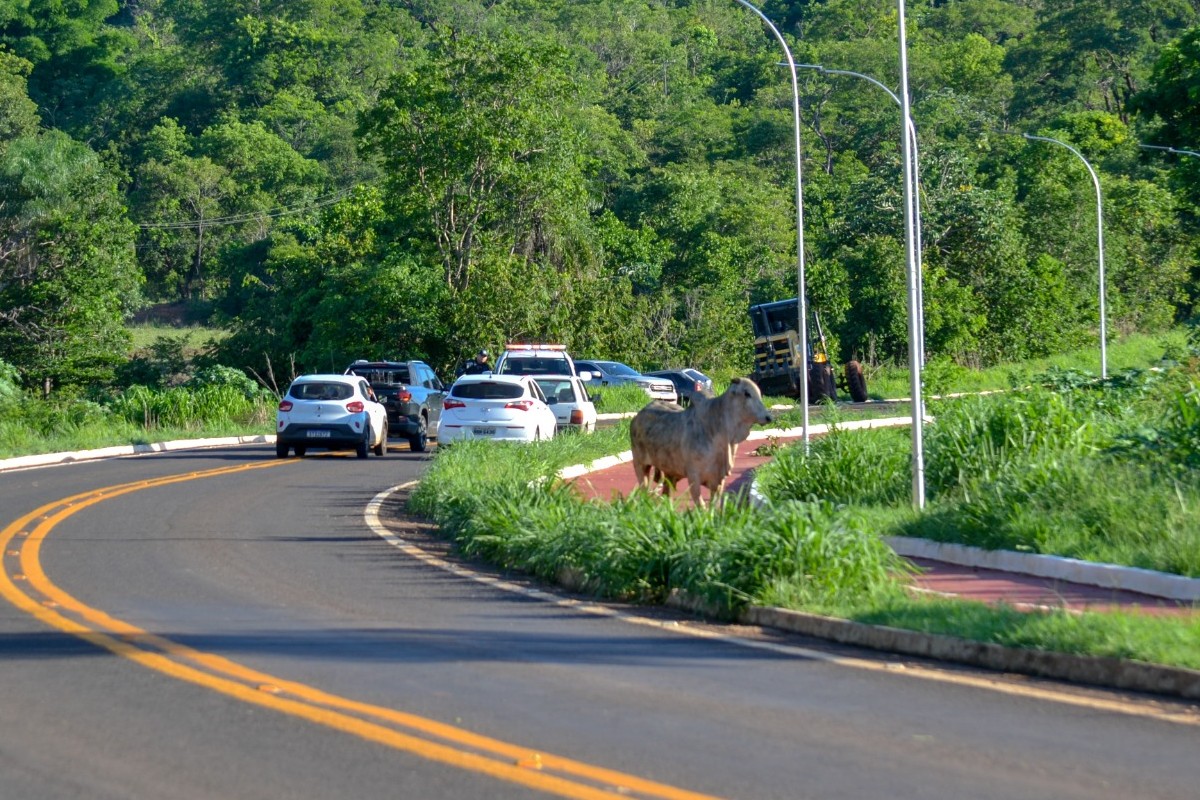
[437,374,558,444]
[494,343,589,379]
[533,375,598,433]
[276,374,388,458]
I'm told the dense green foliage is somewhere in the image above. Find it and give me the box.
[3,1,1200,394]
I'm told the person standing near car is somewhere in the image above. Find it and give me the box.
[463,349,491,375]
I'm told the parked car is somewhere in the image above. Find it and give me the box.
[344,359,445,452]
[275,374,388,458]
[681,368,714,394]
[573,360,678,402]
[494,343,587,378]
[532,375,598,433]
[644,369,714,407]
[437,374,558,444]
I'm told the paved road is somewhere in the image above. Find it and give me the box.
[2,444,1199,799]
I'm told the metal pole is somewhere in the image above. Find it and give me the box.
[1023,133,1108,379]
[735,0,809,447]
[796,63,926,371]
[896,1,925,509]
[1139,143,1200,158]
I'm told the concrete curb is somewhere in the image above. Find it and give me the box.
[0,434,274,472]
[741,605,1200,700]
[886,536,1200,602]
[561,426,1200,697]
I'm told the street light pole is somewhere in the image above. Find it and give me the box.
[794,63,926,370]
[896,0,925,509]
[1139,143,1200,158]
[733,0,810,448]
[1023,133,1108,379]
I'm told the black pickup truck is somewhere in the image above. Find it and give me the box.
[343,360,446,451]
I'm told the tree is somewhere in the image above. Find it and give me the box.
[0,49,39,151]
[0,131,140,394]
[358,30,598,293]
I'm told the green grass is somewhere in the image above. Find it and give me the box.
[406,343,1200,671]
[865,329,1185,399]
[802,589,1200,671]
[128,323,228,353]
[410,429,907,612]
[758,365,1200,578]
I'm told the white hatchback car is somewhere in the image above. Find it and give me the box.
[438,374,558,444]
[533,375,597,433]
[276,374,388,458]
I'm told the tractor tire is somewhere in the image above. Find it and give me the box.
[845,360,869,403]
[808,361,836,403]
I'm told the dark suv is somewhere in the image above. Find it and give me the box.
[344,360,445,452]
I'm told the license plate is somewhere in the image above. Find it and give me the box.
[472,427,496,436]
[306,429,332,438]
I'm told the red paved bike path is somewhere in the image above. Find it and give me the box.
[569,434,1197,617]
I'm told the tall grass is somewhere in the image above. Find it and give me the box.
[756,362,1200,577]
[409,431,906,614]
[0,364,274,458]
[867,329,1185,399]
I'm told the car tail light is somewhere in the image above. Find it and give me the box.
[444,398,466,410]
[397,390,412,403]
[504,399,535,411]
[278,400,293,412]
[694,380,703,392]
[570,409,584,425]
[346,401,365,413]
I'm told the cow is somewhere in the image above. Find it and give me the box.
[629,377,773,508]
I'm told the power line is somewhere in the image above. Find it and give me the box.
[135,185,363,230]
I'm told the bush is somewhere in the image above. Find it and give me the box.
[757,425,910,507]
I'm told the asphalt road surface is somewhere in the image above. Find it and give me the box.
[2,443,1198,800]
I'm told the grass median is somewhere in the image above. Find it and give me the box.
[411,364,1200,671]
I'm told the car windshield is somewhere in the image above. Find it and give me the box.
[498,356,569,376]
[451,381,525,400]
[600,361,641,377]
[290,382,353,401]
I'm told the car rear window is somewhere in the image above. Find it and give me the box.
[534,379,574,401]
[451,381,525,400]
[290,382,354,401]
[348,366,410,385]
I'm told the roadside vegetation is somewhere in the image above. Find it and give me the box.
[0,360,274,459]
[408,334,1200,671]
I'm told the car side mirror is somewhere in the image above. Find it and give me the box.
[577,371,592,381]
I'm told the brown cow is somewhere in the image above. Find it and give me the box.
[629,377,773,507]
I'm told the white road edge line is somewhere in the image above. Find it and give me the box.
[362,482,1200,725]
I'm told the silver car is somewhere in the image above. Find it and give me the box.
[573,360,678,403]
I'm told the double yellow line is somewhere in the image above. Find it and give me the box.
[0,462,723,800]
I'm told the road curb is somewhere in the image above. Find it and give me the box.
[886,536,1200,602]
[0,435,274,472]
[741,605,1200,700]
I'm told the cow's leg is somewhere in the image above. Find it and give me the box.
[687,468,706,508]
[633,459,655,491]
[709,478,728,510]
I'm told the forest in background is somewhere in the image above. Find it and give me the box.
[3,0,1200,393]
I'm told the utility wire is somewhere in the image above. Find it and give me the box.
[136,185,363,230]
